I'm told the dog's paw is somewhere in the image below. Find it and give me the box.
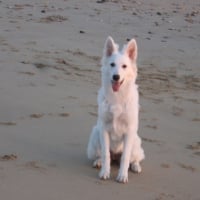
[99,168,110,180]
[93,158,101,169]
[131,162,142,173]
[116,172,128,183]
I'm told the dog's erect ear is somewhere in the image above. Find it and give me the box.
[125,39,137,62]
[104,36,118,57]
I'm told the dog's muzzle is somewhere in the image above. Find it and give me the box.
[112,75,124,92]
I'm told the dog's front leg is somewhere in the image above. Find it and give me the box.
[116,133,133,183]
[99,129,110,180]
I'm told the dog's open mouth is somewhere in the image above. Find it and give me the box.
[112,80,124,92]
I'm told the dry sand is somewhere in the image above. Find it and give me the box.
[0,0,199,199]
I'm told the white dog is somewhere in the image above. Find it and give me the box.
[87,36,145,183]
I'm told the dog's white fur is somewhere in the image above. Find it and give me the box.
[87,36,145,183]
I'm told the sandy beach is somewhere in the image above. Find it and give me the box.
[0,0,199,199]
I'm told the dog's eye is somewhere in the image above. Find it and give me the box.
[110,62,115,67]
[122,64,127,69]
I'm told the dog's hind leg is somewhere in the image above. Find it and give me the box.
[87,126,101,167]
[130,135,145,173]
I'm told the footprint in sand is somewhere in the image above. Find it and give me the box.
[192,118,200,122]
[29,113,70,119]
[160,163,170,169]
[145,124,158,130]
[178,163,197,172]
[0,121,17,126]
[171,106,184,117]
[39,15,68,23]
[141,137,163,146]
[0,154,17,161]
[18,71,35,76]
[88,112,97,117]
[30,114,44,119]
[24,161,46,173]
[186,142,200,156]
[155,192,175,200]
[58,113,70,117]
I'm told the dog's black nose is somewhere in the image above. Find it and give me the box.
[113,74,120,81]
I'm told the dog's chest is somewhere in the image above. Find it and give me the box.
[103,103,129,137]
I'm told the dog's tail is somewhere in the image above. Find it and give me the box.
[87,126,100,160]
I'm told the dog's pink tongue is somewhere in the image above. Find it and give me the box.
[112,82,120,92]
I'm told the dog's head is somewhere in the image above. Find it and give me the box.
[101,36,138,92]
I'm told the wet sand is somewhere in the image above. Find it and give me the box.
[0,0,199,199]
